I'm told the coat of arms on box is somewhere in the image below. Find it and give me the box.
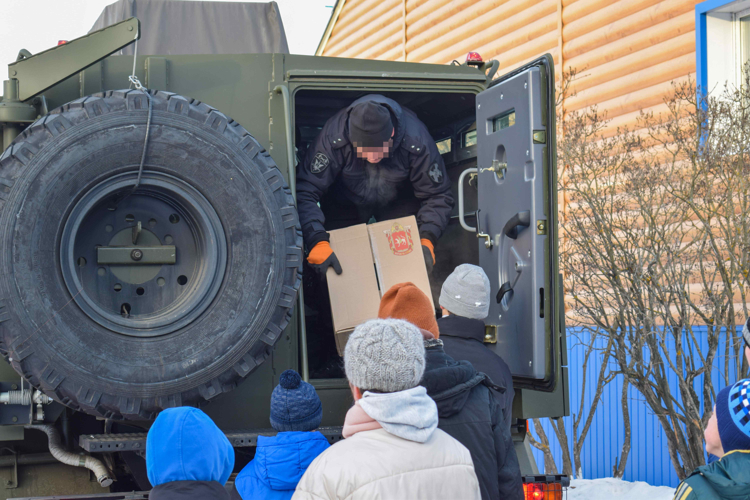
[384,221,414,256]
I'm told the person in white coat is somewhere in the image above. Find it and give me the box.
[293,318,481,500]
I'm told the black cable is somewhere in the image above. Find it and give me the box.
[130,88,152,195]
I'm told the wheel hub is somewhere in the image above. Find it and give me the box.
[60,171,227,337]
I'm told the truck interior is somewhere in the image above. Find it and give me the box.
[293,89,482,379]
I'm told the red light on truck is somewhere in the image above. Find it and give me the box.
[523,482,563,500]
[524,483,544,499]
[466,52,483,67]
[58,40,68,45]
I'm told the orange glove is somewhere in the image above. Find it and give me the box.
[308,241,333,264]
[421,238,435,274]
[307,241,342,277]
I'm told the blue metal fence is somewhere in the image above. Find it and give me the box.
[529,326,744,487]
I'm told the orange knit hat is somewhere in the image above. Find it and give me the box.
[378,282,439,338]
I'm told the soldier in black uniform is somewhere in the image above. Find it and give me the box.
[297,94,454,276]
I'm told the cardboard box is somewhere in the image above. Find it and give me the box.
[326,224,381,356]
[367,217,432,303]
[326,216,432,355]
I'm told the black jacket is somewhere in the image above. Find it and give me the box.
[150,480,231,500]
[228,483,242,500]
[439,315,515,432]
[296,94,454,249]
[421,340,523,500]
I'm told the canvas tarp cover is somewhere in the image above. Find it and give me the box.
[89,0,289,55]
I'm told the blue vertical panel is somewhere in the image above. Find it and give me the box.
[530,326,744,487]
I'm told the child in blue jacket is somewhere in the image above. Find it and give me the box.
[147,407,234,499]
[232,370,329,500]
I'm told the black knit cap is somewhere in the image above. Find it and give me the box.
[348,101,393,148]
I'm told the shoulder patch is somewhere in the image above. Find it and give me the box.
[428,162,444,184]
[674,481,693,500]
[310,152,330,174]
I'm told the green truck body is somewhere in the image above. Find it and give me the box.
[0,17,568,498]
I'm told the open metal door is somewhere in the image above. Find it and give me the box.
[459,56,559,389]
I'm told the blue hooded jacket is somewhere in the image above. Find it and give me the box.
[146,407,235,492]
[234,431,329,500]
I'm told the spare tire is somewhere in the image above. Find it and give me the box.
[0,89,302,419]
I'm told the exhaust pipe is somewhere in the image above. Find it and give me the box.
[25,424,113,487]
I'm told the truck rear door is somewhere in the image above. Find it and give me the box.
[463,56,562,392]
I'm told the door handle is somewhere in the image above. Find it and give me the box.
[496,259,524,303]
[496,281,513,303]
[480,159,507,180]
[458,167,478,233]
[503,210,530,239]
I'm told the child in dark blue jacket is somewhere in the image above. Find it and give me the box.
[232,370,329,500]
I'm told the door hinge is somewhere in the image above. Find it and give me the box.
[533,130,546,144]
[484,325,497,344]
[476,209,493,249]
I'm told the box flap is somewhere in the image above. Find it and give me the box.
[367,216,433,305]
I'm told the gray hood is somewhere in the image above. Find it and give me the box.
[359,386,438,443]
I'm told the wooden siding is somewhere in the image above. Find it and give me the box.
[316,0,720,311]
[318,0,700,134]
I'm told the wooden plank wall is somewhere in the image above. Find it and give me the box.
[320,0,700,135]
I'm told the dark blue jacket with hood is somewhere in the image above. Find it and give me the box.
[233,431,329,500]
[146,407,235,500]
[438,315,515,432]
[421,339,523,500]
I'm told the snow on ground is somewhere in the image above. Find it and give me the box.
[566,478,675,500]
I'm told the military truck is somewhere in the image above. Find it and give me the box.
[0,8,568,499]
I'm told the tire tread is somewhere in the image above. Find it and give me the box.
[0,89,302,419]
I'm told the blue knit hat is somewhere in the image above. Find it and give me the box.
[270,370,323,432]
[716,379,750,453]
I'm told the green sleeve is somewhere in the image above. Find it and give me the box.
[673,480,695,500]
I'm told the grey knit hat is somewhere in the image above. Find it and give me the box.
[439,264,491,319]
[344,318,425,393]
